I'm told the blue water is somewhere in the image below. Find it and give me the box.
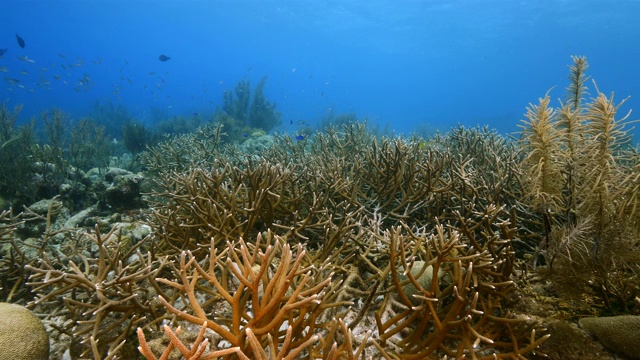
[2,0,639,138]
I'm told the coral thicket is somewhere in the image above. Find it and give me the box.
[0,57,638,359]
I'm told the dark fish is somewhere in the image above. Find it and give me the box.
[0,48,7,56]
[242,133,248,137]
[158,54,170,62]
[16,34,25,48]
[295,135,306,141]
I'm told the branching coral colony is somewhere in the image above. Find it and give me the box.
[14,57,639,359]
[139,231,343,359]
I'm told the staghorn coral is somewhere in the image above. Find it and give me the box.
[372,211,548,359]
[0,198,66,302]
[138,322,248,360]
[25,224,167,358]
[0,209,27,301]
[140,123,226,176]
[131,119,544,358]
[139,231,339,358]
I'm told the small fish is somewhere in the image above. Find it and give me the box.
[295,135,306,141]
[158,54,170,62]
[242,133,248,137]
[4,77,20,84]
[0,48,7,56]
[17,56,35,63]
[16,34,25,48]
[0,67,8,73]
[417,140,433,150]
[20,70,28,75]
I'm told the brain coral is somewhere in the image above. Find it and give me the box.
[0,302,49,360]
[579,315,640,359]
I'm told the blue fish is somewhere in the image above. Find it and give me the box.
[16,34,25,49]
[242,133,248,137]
[0,48,7,56]
[158,54,170,62]
[295,135,305,141]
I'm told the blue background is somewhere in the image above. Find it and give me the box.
[2,0,639,138]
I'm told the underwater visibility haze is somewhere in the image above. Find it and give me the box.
[2,1,640,360]
[1,1,640,136]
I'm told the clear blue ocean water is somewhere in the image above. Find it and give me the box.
[2,0,639,138]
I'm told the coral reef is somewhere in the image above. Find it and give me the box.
[133,121,546,358]
[1,57,638,359]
